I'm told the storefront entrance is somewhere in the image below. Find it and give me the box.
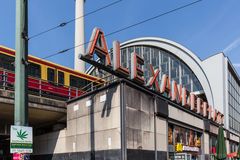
[0,135,11,160]
[168,124,202,160]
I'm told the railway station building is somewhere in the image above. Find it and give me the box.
[0,28,240,160]
[30,29,240,160]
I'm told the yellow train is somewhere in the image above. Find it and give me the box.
[0,45,103,99]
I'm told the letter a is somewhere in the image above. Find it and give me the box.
[160,74,171,98]
[85,27,111,66]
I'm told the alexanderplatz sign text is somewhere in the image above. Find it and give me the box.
[80,28,224,125]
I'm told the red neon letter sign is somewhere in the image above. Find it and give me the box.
[160,74,171,97]
[171,81,182,103]
[130,53,144,84]
[146,64,160,92]
[85,28,111,66]
[112,41,129,76]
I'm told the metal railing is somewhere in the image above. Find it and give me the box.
[0,68,117,101]
[0,68,81,100]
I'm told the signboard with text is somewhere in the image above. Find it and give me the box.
[79,27,224,125]
[183,145,200,152]
[10,125,33,153]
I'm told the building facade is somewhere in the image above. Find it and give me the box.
[31,33,240,159]
[87,36,240,155]
[32,80,233,160]
[202,53,240,152]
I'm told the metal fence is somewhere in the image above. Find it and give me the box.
[0,68,116,101]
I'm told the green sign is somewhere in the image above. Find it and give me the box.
[10,125,33,153]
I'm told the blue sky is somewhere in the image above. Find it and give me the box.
[0,0,240,74]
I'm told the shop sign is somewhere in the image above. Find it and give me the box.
[174,153,192,160]
[183,146,200,152]
[174,154,186,160]
[10,125,33,153]
[175,143,183,152]
[13,153,23,160]
[80,27,224,125]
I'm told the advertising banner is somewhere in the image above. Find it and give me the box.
[10,125,33,153]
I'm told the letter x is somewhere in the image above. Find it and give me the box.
[147,64,160,92]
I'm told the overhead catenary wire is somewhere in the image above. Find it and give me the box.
[42,0,203,60]
[28,0,123,40]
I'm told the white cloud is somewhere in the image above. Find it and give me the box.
[223,37,240,54]
[233,63,240,68]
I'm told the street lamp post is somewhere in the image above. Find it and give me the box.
[15,0,28,126]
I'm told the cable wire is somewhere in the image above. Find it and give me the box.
[28,0,123,40]
[42,0,203,60]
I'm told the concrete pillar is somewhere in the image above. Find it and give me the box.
[226,139,230,154]
[203,132,209,155]
[74,0,85,72]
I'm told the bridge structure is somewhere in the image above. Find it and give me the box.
[0,69,67,158]
[0,67,110,158]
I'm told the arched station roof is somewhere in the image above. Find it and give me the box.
[120,37,214,106]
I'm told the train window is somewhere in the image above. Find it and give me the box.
[0,54,15,71]
[28,63,41,78]
[47,68,55,83]
[58,71,64,85]
[70,75,90,89]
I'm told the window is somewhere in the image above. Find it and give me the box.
[209,135,217,154]
[120,48,128,69]
[168,125,174,145]
[135,46,142,56]
[58,71,64,85]
[0,54,15,71]
[170,56,179,83]
[228,70,240,133]
[70,75,89,89]
[173,125,201,147]
[47,68,55,83]
[151,48,159,68]
[160,52,169,77]
[93,45,205,93]
[28,63,41,78]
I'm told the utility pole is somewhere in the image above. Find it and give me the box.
[74,0,85,72]
[14,0,28,126]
